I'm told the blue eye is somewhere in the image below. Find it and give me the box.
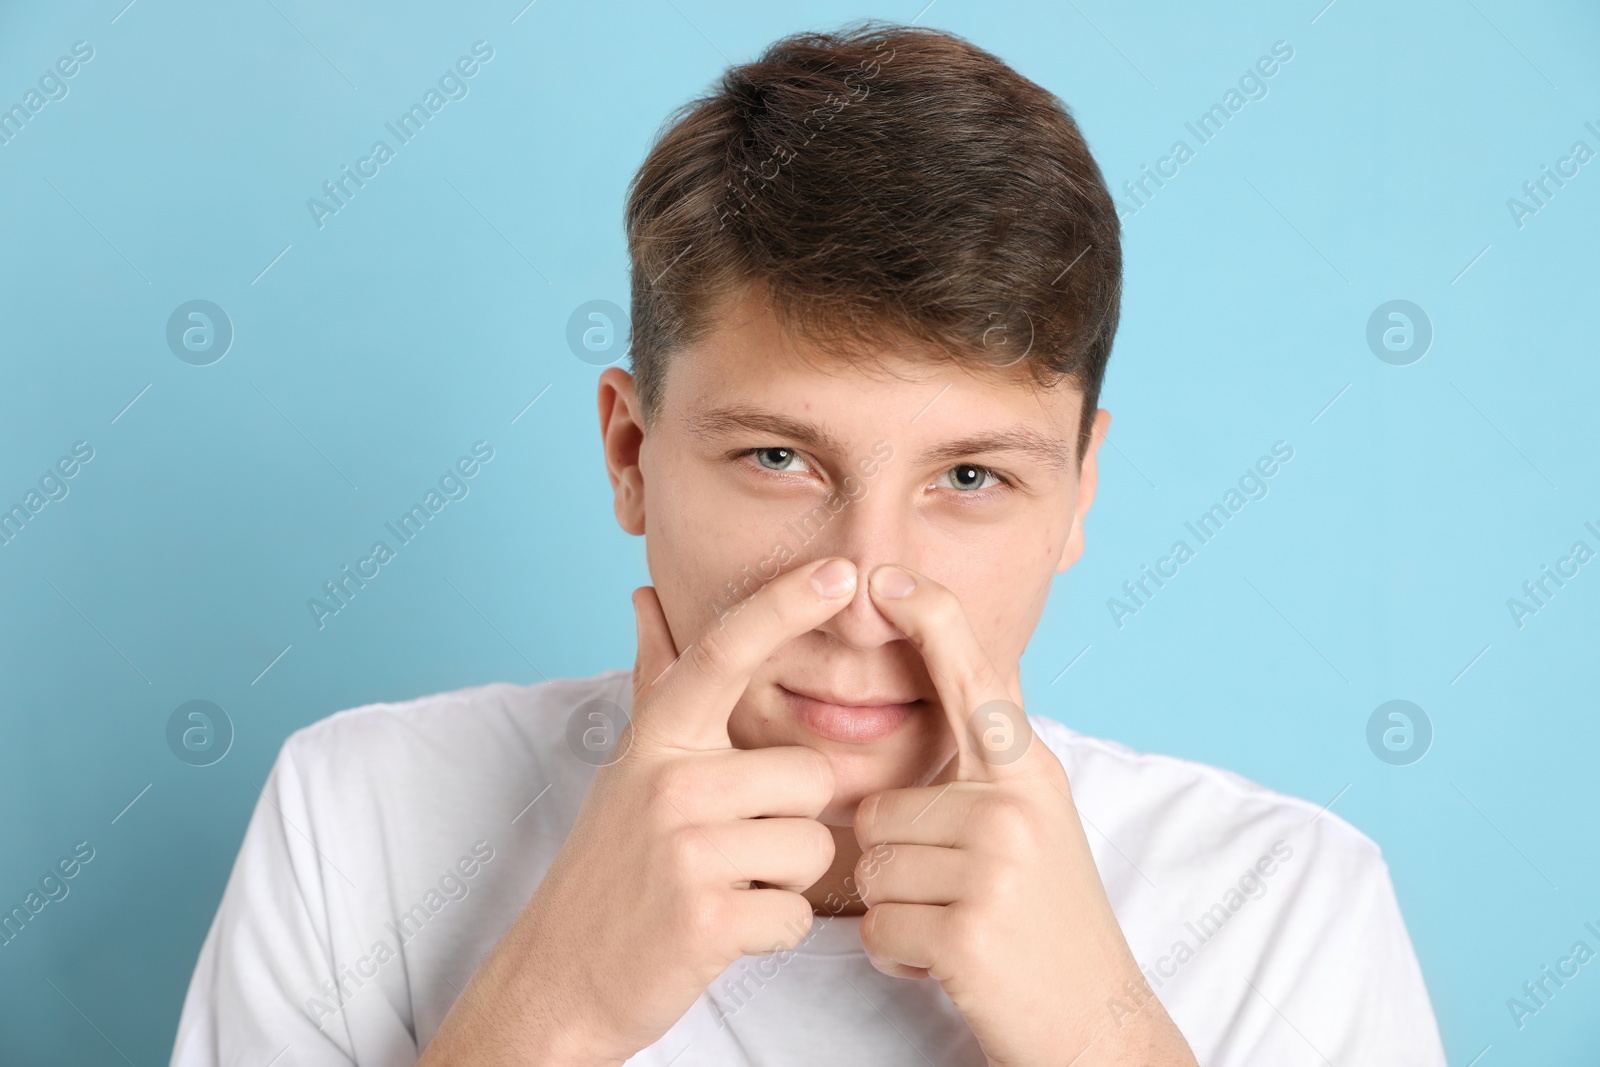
[940,464,1000,491]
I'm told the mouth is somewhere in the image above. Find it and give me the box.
[778,684,922,744]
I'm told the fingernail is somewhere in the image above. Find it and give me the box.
[810,559,857,599]
[872,565,916,600]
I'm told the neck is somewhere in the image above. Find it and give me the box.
[803,824,868,916]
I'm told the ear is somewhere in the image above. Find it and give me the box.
[1055,408,1112,574]
[597,367,647,536]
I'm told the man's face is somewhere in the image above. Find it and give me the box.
[599,289,1109,824]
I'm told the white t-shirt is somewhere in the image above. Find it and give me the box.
[169,669,1447,1066]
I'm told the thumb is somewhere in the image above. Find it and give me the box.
[632,586,680,705]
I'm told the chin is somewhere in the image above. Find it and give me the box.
[814,749,917,826]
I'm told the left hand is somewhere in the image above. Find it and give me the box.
[852,564,1198,1067]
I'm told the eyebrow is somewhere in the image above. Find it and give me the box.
[920,429,1075,473]
[685,404,1075,473]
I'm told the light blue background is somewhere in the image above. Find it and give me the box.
[2,0,1597,1062]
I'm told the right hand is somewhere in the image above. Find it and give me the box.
[417,556,860,1066]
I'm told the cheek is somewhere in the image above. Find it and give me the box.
[726,696,776,749]
[940,547,1055,661]
[644,465,775,635]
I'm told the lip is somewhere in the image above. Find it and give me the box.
[779,684,920,744]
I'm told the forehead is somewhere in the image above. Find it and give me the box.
[659,289,1085,460]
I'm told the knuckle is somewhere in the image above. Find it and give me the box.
[863,847,898,898]
[650,760,711,818]
[977,793,1037,850]
[852,856,879,900]
[775,895,814,949]
[858,904,884,950]
[682,889,730,943]
[663,825,714,879]
[756,905,812,954]
[853,792,881,842]
[797,748,836,808]
[750,593,786,636]
[975,858,1023,906]
[685,626,736,687]
[800,820,836,876]
[767,747,835,817]
[927,584,963,626]
[643,794,680,837]
[912,581,963,633]
[944,905,990,968]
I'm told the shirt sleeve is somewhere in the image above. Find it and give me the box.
[1324,854,1448,1066]
[169,736,411,1067]
[1220,840,1448,1067]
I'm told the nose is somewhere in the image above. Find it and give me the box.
[808,490,915,651]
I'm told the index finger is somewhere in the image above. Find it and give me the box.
[636,556,858,751]
[866,564,1037,781]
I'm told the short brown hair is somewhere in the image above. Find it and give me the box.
[625,22,1122,462]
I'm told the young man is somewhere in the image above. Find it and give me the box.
[172,24,1447,1067]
